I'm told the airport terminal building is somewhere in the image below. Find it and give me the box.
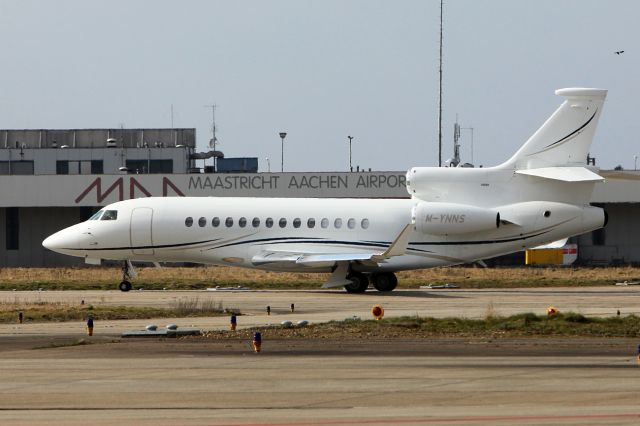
[1,128,638,267]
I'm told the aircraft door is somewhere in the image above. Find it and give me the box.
[130,208,154,255]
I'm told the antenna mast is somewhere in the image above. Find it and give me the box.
[437,0,443,167]
[205,103,219,171]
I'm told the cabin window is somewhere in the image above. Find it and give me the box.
[101,210,118,221]
[334,218,342,229]
[293,218,301,228]
[225,217,233,227]
[212,217,220,227]
[198,217,206,227]
[361,219,370,229]
[347,218,356,229]
[279,218,287,228]
[321,218,329,228]
[185,217,193,227]
[266,218,274,228]
[239,217,247,228]
[252,217,260,227]
[307,218,316,228]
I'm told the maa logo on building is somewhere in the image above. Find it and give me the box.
[75,177,185,204]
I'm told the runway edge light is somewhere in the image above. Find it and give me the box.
[86,317,94,336]
[230,315,237,331]
[252,332,262,353]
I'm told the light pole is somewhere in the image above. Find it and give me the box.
[265,157,271,172]
[279,132,287,172]
[635,155,638,171]
[347,135,354,171]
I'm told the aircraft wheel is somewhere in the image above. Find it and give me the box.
[344,272,369,293]
[371,272,398,292]
[119,280,132,292]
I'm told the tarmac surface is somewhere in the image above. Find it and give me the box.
[1,287,640,425]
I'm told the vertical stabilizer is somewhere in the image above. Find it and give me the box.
[500,88,607,170]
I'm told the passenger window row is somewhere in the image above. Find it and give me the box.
[185,216,370,230]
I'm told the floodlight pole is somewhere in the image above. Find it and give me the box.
[279,132,287,172]
[347,135,354,171]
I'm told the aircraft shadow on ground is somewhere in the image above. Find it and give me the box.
[304,289,464,299]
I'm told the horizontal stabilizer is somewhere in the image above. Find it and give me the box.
[531,238,568,249]
[516,167,603,182]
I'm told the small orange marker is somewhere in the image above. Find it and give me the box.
[546,306,558,317]
[371,304,384,320]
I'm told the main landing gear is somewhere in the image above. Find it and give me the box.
[343,272,398,293]
[119,260,133,292]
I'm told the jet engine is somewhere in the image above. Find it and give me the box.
[411,202,500,235]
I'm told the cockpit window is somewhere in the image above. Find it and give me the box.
[101,210,118,221]
[88,210,104,221]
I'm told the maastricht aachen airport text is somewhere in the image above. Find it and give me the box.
[188,174,407,191]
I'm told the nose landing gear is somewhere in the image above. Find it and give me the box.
[119,260,136,292]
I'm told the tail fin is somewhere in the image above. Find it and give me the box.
[500,88,607,170]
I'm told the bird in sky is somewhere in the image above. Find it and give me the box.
[615,50,625,55]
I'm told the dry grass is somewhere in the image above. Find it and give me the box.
[201,313,640,340]
[0,265,638,290]
[0,296,234,323]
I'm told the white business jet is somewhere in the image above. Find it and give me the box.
[43,88,608,293]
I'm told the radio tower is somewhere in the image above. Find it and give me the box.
[437,0,444,167]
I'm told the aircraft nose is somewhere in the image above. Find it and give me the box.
[42,230,68,252]
[42,225,94,254]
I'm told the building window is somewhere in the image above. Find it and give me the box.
[0,161,34,175]
[252,217,260,227]
[212,217,220,227]
[125,159,173,174]
[56,160,102,175]
[266,218,274,228]
[279,218,287,228]
[185,217,193,227]
[198,217,207,227]
[91,160,104,174]
[307,218,316,228]
[6,207,19,250]
[239,217,247,228]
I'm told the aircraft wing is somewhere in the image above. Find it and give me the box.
[252,251,381,268]
[250,224,413,287]
[251,224,413,267]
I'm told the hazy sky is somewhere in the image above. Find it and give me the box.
[1,0,638,171]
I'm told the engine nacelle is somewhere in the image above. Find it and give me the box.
[411,202,500,235]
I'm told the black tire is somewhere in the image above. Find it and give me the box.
[371,272,398,292]
[344,272,369,293]
[119,280,132,292]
